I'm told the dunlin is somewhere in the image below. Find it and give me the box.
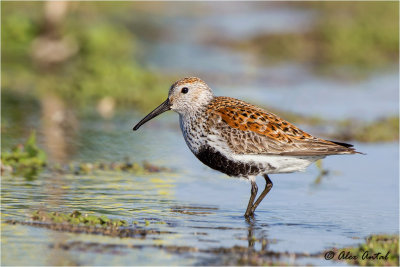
[133,77,359,217]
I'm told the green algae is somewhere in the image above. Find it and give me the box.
[35,239,305,266]
[2,2,168,111]
[8,210,399,265]
[31,210,127,227]
[6,210,174,239]
[351,117,399,143]
[223,2,398,76]
[2,157,171,178]
[64,160,170,175]
[1,131,171,178]
[331,116,399,143]
[0,131,46,179]
[325,234,399,266]
[31,210,168,228]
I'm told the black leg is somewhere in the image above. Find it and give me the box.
[250,174,273,214]
[244,180,258,217]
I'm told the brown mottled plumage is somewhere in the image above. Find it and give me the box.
[206,96,356,156]
[170,77,204,89]
[133,77,361,217]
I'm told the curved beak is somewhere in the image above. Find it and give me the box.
[133,99,171,131]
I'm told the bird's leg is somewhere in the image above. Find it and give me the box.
[250,174,273,214]
[248,224,255,248]
[244,179,258,217]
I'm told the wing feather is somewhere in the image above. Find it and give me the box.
[206,97,358,156]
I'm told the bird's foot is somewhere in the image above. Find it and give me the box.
[244,210,255,218]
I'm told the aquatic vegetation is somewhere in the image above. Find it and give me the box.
[332,116,399,143]
[0,131,46,179]
[24,238,306,265]
[57,160,170,175]
[2,156,171,178]
[352,117,399,143]
[31,210,128,227]
[325,234,399,266]
[2,2,168,111]
[6,210,174,238]
[1,131,170,178]
[223,2,398,75]
[7,210,399,266]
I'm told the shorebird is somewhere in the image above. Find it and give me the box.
[133,77,359,217]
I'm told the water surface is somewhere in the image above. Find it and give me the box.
[2,113,398,265]
[2,2,398,265]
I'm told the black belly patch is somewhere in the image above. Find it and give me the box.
[195,146,261,177]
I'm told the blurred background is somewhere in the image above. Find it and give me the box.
[2,1,399,156]
[2,1,399,266]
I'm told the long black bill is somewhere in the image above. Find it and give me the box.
[133,99,171,131]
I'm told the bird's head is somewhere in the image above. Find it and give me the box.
[168,77,214,114]
[133,77,214,131]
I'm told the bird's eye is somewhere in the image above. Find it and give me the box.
[181,87,189,94]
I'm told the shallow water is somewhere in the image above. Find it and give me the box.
[1,113,399,265]
[2,2,398,265]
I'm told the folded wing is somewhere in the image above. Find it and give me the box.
[206,97,358,156]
